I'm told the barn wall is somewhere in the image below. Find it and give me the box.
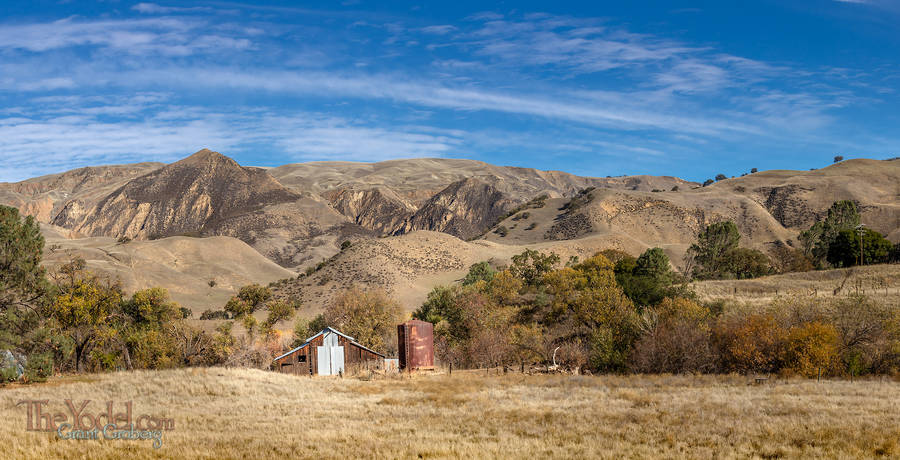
[274,331,382,376]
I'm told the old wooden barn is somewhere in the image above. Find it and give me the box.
[272,327,385,376]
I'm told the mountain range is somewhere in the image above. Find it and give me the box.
[2,149,897,313]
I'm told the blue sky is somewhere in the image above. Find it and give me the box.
[1,0,898,182]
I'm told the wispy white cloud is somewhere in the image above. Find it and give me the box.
[0,16,251,55]
[132,3,221,14]
[0,98,464,181]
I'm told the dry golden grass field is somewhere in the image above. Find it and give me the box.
[2,368,900,459]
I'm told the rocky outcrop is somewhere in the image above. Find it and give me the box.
[326,187,416,234]
[58,149,302,240]
[0,163,162,223]
[393,178,515,240]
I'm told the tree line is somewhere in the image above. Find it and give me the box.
[413,245,900,377]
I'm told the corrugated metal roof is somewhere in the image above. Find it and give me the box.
[273,327,385,362]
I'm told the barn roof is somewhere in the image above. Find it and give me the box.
[273,327,386,362]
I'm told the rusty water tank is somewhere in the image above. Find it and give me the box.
[398,320,434,371]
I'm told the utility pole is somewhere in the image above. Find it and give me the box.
[855,224,866,266]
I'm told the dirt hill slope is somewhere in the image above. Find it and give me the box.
[41,225,296,312]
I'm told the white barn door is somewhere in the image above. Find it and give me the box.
[317,331,344,375]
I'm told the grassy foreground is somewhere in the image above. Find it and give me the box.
[1,368,900,459]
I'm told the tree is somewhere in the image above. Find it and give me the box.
[771,245,814,273]
[715,174,727,181]
[723,247,772,279]
[827,228,893,267]
[702,179,714,187]
[509,249,560,285]
[634,248,671,279]
[0,206,49,315]
[616,248,682,307]
[785,322,839,377]
[325,287,402,355]
[750,168,758,173]
[834,155,844,163]
[800,201,861,266]
[224,284,273,319]
[48,269,124,372]
[261,299,297,334]
[686,221,741,279]
[462,262,496,286]
[0,206,57,378]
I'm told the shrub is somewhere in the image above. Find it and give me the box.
[525,223,537,230]
[715,174,727,181]
[179,307,192,319]
[714,312,787,374]
[671,185,679,192]
[750,168,758,173]
[631,315,715,374]
[462,262,497,286]
[702,179,714,187]
[24,352,53,382]
[771,245,814,273]
[199,309,228,320]
[784,322,840,377]
[340,240,352,250]
[834,155,844,163]
[495,226,508,237]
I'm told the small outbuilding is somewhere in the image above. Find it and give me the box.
[398,319,435,371]
[273,327,385,376]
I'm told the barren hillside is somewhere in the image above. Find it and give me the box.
[41,225,296,313]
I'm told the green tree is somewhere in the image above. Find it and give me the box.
[462,262,496,286]
[634,248,671,280]
[0,206,57,378]
[261,299,297,334]
[723,247,772,279]
[827,228,893,267]
[686,221,741,279]
[800,201,860,266]
[0,206,49,315]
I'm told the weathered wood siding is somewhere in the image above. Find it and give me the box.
[273,332,383,376]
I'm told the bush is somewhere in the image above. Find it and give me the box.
[834,155,844,163]
[750,168,758,173]
[702,179,714,187]
[714,312,787,373]
[715,174,727,181]
[495,226,508,237]
[631,316,715,374]
[462,262,496,286]
[784,322,840,377]
[25,353,53,382]
[340,240,352,250]
[199,309,228,320]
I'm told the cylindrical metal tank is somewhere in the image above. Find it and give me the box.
[398,320,434,371]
